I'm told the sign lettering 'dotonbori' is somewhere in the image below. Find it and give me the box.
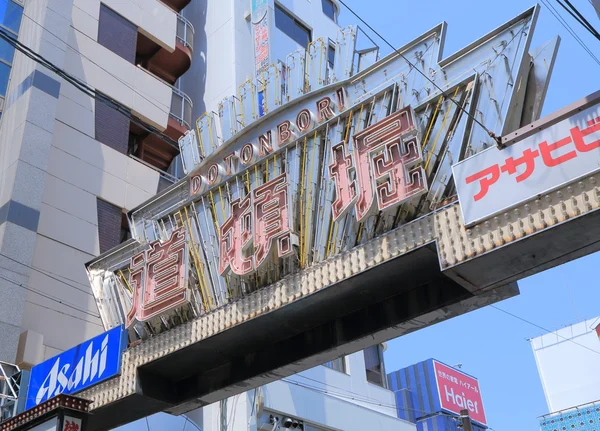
[189,94,344,197]
[219,173,292,276]
[127,228,188,327]
[466,116,600,202]
[329,108,427,221]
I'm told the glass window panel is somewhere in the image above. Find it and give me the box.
[0,62,11,97]
[0,38,15,64]
[0,1,23,35]
[322,0,336,22]
[328,44,335,69]
[364,345,385,387]
[275,5,311,50]
[323,356,345,373]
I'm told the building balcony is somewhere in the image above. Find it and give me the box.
[135,13,194,85]
[160,0,191,13]
[131,86,192,172]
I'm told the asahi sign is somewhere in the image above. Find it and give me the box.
[453,101,600,226]
[26,326,126,409]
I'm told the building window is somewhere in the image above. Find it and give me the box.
[97,199,124,254]
[327,44,335,70]
[98,4,137,63]
[0,0,23,98]
[322,0,337,23]
[364,345,386,387]
[323,356,345,373]
[275,4,311,49]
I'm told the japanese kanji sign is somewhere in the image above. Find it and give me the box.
[126,228,190,327]
[329,108,427,222]
[453,102,600,226]
[433,361,486,425]
[63,417,82,431]
[219,173,293,276]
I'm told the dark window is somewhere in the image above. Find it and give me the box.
[364,345,386,387]
[323,357,345,373]
[120,213,131,243]
[95,100,130,154]
[275,4,311,49]
[0,1,22,99]
[97,199,123,254]
[0,1,23,35]
[0,39,15,64]
[98,5,137,63]
[0,62,10,97]
[327,44,335,70]
[322,0,336,22]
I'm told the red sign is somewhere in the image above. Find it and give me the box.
[126,228,189,327]
[433,361,486,425]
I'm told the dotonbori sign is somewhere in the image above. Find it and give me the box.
[187,96,426,277]
[453,100,600,226]
[433,361,486,425]
[26,326,126,410]
[88,9,542,340]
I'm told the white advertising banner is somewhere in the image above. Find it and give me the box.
[453,102,600,226]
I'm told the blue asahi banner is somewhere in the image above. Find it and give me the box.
[26,325,126,409]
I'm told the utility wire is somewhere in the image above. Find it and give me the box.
[0,272,101,319]
[15,0,177,121]
[491,305,600,355]
[556,0,600,40]
[0,252,95,295]
[337,0,504,145]
[0,27,180,151]
[540,0,600,66]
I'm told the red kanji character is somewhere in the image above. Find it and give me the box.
[127,228,188,328]
[571,116,600,152]
[219,196,253,276]
[329,141,357,222]
[253,173,292,270]
[352,108,426,221]
[500,148,539,182]
[64,420,80,431]
[539,137,576,167]
[465,165,500,201]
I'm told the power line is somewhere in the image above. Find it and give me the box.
[0,272,101,319]
[490,305,600,356]
[337,0,503,146]
[16,0,176,121]
[0,26,180,152]
[0,252,95,295]
[540,0,600,66]
[556,0,600,41]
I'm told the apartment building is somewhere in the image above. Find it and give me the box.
[0,0,194,364]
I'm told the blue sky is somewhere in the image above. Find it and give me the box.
[356,1,600,430]
[120,1,600,430]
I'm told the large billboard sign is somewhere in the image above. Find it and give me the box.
[433,361,486,425]
[87,8,543,340]
[453,101,600,226]
[25,326,126,410]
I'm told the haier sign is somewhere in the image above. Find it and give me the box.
[26,326,126,410]
[433,360,487,425]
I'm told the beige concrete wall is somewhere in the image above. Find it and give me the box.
[2,0,173,362]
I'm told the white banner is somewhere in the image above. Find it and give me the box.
[453,102,600,226]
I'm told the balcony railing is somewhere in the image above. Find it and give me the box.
[170,85,193,129]
[177,13,194,51]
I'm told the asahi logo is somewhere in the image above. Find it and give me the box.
[34,334,109,405]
